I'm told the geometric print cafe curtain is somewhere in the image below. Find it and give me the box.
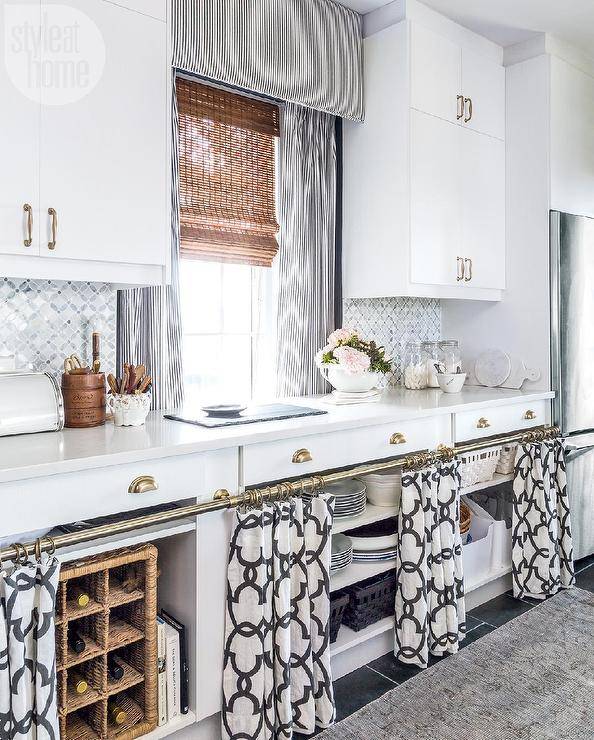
[394,460,466,669]
[512,437,575,600]
[0,554,60,739]
[222,494,335,739]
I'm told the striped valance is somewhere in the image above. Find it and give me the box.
[172,0,364,121]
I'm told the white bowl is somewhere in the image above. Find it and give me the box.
[437,372,467,394]
[320,366,379,393]
[362,471,401,508]
[349,532,398,552]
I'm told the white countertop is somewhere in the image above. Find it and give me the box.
[0,387,554,483]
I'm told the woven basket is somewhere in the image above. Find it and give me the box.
[459,446,501,488]
[329,591,350,644]
[460,501,472,535]
[496,443,518,475]
[343,571,396,632]
[56,544,158,740]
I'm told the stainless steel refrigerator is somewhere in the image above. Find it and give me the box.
[551,210,594,559]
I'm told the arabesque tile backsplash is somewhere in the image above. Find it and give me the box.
[0,278,116,377]
[343,297,441,386]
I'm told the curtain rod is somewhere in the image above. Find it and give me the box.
[0,425,560,562]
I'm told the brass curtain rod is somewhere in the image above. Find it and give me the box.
[0,425,560,562]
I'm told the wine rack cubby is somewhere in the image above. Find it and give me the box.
[56,545,158,740]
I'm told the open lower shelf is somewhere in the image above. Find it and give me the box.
[143,711,197,739]
[331,559,394,592]
[331,615,394,657]
[460,473,513,496]
[466,563,512,593]
[57,519,197,563]
[333,503,399,535]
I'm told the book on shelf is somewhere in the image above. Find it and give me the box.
[157,616,167,726]
[164,621,180,722]
[160,609,189,715]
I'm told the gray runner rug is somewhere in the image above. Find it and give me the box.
[320,588,594,740]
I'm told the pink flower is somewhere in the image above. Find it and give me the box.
[333,346,371,375]
[327,327,356,348]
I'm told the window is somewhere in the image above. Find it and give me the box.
[176,78,280,404]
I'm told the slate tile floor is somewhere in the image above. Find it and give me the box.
[297,555,594,735]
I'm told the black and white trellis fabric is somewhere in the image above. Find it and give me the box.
[512,438,575,600]
[222,495,335,739]
[0,556,60,739]
[395,461,466,669]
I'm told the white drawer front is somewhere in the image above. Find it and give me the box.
[454,400,549,443]
[0,448,238,541]
[242,416,450,487]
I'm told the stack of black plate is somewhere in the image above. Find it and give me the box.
[331,533,353,572]
[327,479,367,519]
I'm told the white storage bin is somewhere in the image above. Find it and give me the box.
[462,515,494,591]
[491,519,512,569]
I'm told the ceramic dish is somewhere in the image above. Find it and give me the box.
[201,403,247,417]
[326,479,366,498]
[346,517,398,551]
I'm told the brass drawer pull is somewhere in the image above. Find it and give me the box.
[464,257,472,282]
[464,96,473,123]
[128,475,158,494]
[390,432,407,445]
[292,448,312,464]
[456,256,464,282]
[456,94,464,120]
[48,207,57,250]
[23,203,33,247]
[523,410,537,420]
[476,417,491,429]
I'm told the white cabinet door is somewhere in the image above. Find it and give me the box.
[410,109,461,287]
[410,23,461,124]
[39,0,168,266]
[460,127,505,289]
[461,49,505,140]
[0,0,41,257]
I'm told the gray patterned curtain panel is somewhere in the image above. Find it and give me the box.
[395,461,466,669]
[0,556,60,738]
[512,438,575,599]
[222,495,335,739]
[276,104,337,396]
[117,76,184,411]
[172,0,364,121]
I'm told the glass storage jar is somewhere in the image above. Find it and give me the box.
[403,342,427,389]
[439,340,462,374]
[422,341,440,388]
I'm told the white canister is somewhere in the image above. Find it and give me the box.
[108,393,151,427]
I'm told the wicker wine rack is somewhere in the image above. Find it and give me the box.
[56,545,158,740]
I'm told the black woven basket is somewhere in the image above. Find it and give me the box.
[343,570,396,632]
[329,590,350,643]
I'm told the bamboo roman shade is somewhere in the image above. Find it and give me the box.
[177,78,280,267]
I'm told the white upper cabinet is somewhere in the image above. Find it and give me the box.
[0,0,41,258]
[410,24,461,124]
[343,16,506,301]
[462,48,505,140]
[39,0,168,268]
[0,0,169,286]
[410,110,461,287]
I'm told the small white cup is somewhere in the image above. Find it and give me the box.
[437,372,467,394]
[108,393,151,426]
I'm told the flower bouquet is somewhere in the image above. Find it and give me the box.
[316,328,392,394]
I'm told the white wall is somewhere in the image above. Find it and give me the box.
[442,55,552,390]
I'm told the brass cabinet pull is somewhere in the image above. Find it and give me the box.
[23,204,33,247]
[456,94,464,120]
[476,417,491,429]
[464,257,472,282]
[464,97,473,123]
[456,256,464,282]
[523,410,537,420]
[128,475,158,494]
[390,432,407,445]
[292,448,312,464]
[47,207,57,250]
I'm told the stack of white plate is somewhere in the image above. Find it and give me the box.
[347,518,399,562]
[361,469,401,508]
[327,479,367,519]
[331,533,353,571]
